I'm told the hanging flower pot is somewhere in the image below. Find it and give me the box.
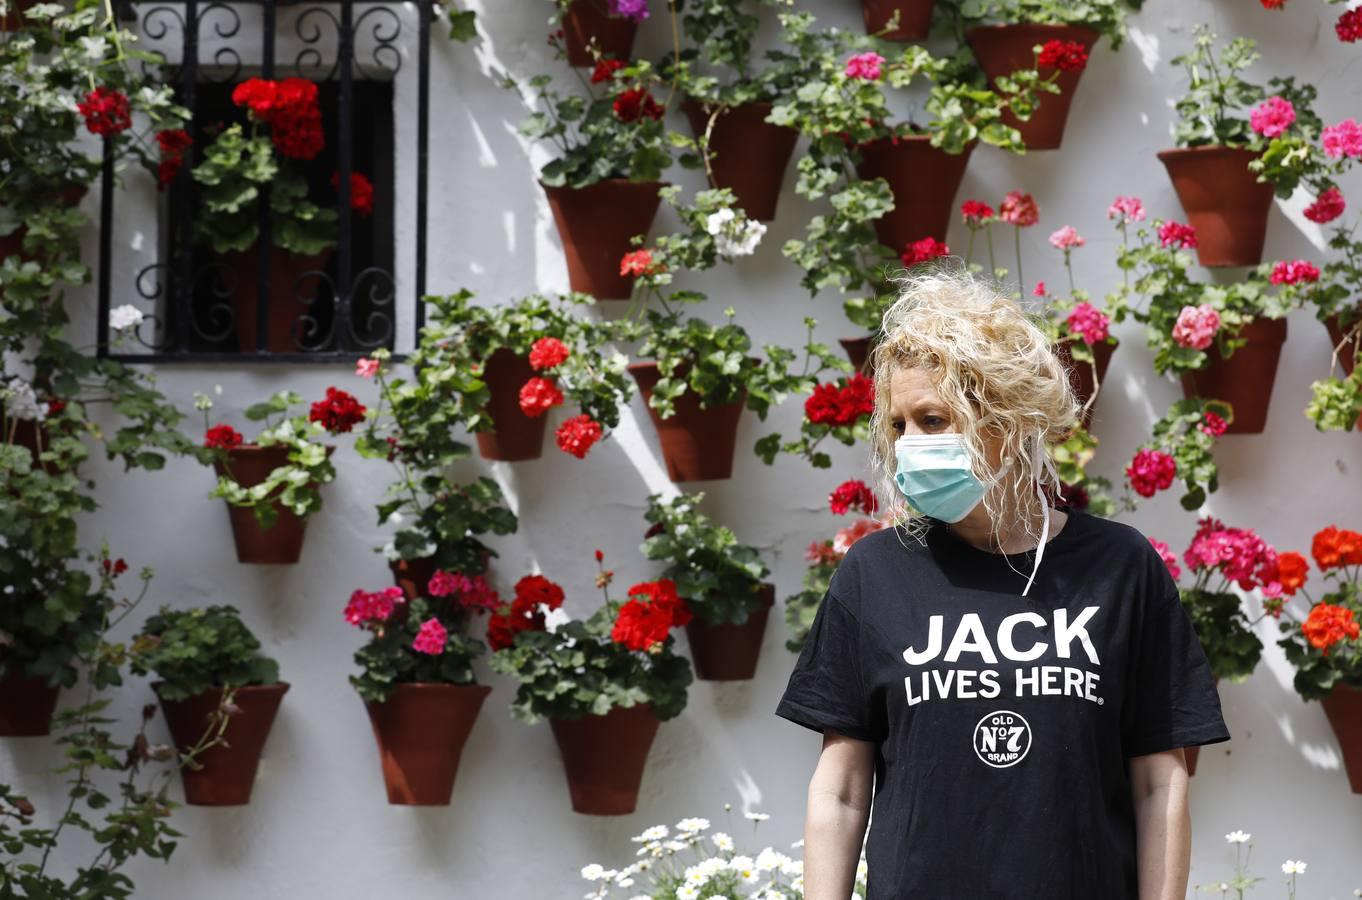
[1054,339,1117,429]
[156,682,289,806]
[212,444,333,564]
[389,557,440,601]
[859,0,935,41]
[1324,310,1360,376]
[628,360,748,482]
[1157,147,1274,268]
[966,24,1099,150]
[562,0,640,68]
[220,246,334,354]
[364,683,492,805]
[1179,317,1287,435]
[839,336,879,375]
[680,100,799,222]
[685,583,775,682]
[542,179,665,300]
[1321,682,1362,793]
[0,670,61,737]
[549,703,660,815]
[855,136,975,254]
[474,346,548,462]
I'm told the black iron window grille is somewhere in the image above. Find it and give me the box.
[96,0,433,363]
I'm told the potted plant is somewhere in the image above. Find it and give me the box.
[191,76,374,352]
[1121,398,1229,511]
[513,56,674,299]
[1149,520,1296,774]
[130,605,286,806]
[786,480,889,652]
[672,0,801,221]
[640,492,773,681]
[957,0,1126,149]
[549,0,649,68]
[861,0,937,41]
[195,387,362,564]
[488,561,693,815]
[1158,27,1327,267]
[345,566,499,805]
[1276,524,1362,792]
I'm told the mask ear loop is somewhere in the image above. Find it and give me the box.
[1020,433,1058,597]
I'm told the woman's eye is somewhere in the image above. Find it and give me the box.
[891,420,905,435]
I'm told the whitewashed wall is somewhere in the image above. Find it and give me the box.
[5,0,1362,897]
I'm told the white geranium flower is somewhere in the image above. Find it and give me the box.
[676,817,710,833]
[1282,860,1307,875]
[716,219,766,257]
[711,832,734,852]
[580,864,607,881]
[1,380,47,421]
[542,605,572,634]
[109,301,142,332]
[78,35,107,59]
[1225,831,1251,844]
[704,207,736,236]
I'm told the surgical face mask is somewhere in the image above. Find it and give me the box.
[893,433,987,525]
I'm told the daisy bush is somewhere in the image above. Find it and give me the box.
[577,808,868,900]
[1276,526,1362,701]
[489,555,694,722]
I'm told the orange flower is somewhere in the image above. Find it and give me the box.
[1276,551,1310,596]
[1312,526,1344,570]
[1302,602,1361,654]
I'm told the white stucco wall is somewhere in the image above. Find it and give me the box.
[5,0,1362,897]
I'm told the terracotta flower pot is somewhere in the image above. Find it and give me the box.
[859,0,935,41]
[364,683,491,805]
[681,100,799,223]
[212,444,333,565]
[562,0,640,68]
[388,552,493,601]
[1054,339,1117,429]
[156,682,289,806]
[840,336,877,375]
[1323,311,1360,376]
[1179,317,1287,435]
[221,245,334,354]
[549,703,660,815]
[628,360,748,482]
[0,0,36,30]
[685,583,775,681]
[966,24,1099,151]
[0,670,61,737]
[855,136,975,255]
[474,346,548,461]
[542,179,665,300]
[1158,146,1274,268]
[1321,682,1362,793]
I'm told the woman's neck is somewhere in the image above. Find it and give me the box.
[947,503,1068,555]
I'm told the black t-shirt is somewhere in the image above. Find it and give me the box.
[775,505,1230,900]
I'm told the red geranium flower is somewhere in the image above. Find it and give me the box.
[204,424,244,450]
[1311,525,1362,570]
[1199,412,1228,437]
[1337,7,1362,42]
[590,59,626,83]
[999,191,1039,227]
[829,479,878,516]
[556,414,603,458]
[529,336,571,370]
[611,578,691,652]
[1158,221,1199,249]
[155,129,192,190]
[960,200,995,226]
[518,376,564,417]
[1302,602,1360,654]
[1125,448,1176,498]
[805,373,874,427]
[78,87,132,136]
[331,171,375,217]
[613,88,664,122]
[308,387,367,433]
[900,236,950,267]
[1303,187,1345,224]
[620,248,662,277]
[1037,39,1089,72]
[1274,551,1309,596]
[1269,259,1320,285]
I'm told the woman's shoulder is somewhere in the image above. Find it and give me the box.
[1064,508,1163,559]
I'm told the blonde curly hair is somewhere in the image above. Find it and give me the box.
[866,264,1081,559]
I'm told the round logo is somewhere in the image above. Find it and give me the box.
[972,709,1033,768]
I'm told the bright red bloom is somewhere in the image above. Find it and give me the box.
[516,574,566,609]
[1036,39,1089,72]
[620,248,662,277]
[309,386,367,433]
[1200,411,1228,437]
[204,424,244,450]
[556,414,603,458]
[1269,259,1320,285]
[486,574,568,650]
[331,171,374,217]
[1304,187,1346,224]
[1260,0,1286,7]
[102,557,129,577]
[829,479,878,516]
[270,108,325,160]
[590,58,626,83]
[613,88,664,122]
[529,336,571,370]
[232,78,280,119]
[518,376,564,417]
[1158,221,1198,249]
[1125,448,1176,498]
[233,77,325,160]
[999,191,1039,227]
[1337,7,1362,42]
[78,87,132,136]
[1302,603,1360,654]
[1311,525,1362,569]
[155,129,192,190]
[805,373,873,427]
[1274,551,1310,596]
[900,236,951,267]
[611,578,691,651]
[960,200,995,226]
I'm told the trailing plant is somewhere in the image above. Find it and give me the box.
[129,605,280,701]
[488,559,694,722]
[753,349,867,468]
[1121,397,1230,511]
[639,491,771,626]
[1276,525,1362,701]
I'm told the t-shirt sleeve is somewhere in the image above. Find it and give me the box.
[775,589,887,743]
[1121,587,1232,759]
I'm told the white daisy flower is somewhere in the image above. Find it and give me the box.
[711,832,734,852]
[745,811,771,822]
[580,864,606,881]
[1225,831,1251,844]
[633,825,668,842]
[676,886,700,900]
[1282,860,1307,875]
[676,817,710,833]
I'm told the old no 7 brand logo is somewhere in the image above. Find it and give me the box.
[973,710,1032,768]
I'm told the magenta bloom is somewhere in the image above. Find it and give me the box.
[1200,411,1228,437]
[1337,7,1362,41]
[1183,517,1278,591]
[608,0,649,22]
[1172,303,1221,351]
[1304,187,1346,224]
[344,586,404,627]
[1126,449,1176,498]
[427,569,502,611]
[1269,259,1321,285]
[1033,281,1047,297]
[355,357,380,378]
[844,51,885,81]
[960,200,995,225]
[1322,119,1362,160]
[1066,302,1110,345]
[1249,96,1296,138]
[1049,225,1085,251]
[412,617,448,655]
[1158,221,1198,249]
[1148,537,1183,582]
[1107,195,1146,223]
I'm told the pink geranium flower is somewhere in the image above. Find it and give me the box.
[844,52,885,81]
[1159,221,1199,249]
[1107,195,1146,223]
[999,191,1039,227]
[1269,259,1321,285]
[412,617,448,655]
[1172,303,1221,351]
[1322,119,1362,159]
[1249,96,1296,138]
[1126,449,1176,498]
[344,586,405,627]
[1049,225,1085,251]
[1303,187,1345,224]
[1066,302,1110,345]
[355,357,380,378]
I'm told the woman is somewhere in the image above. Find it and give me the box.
[776,269,1229,899]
